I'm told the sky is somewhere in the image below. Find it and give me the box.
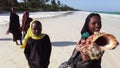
[18,0,120,12]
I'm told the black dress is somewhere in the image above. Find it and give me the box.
[8,12,22,41]
[67,32,102,68]
[24,34,51,68]
[72,52,101,68]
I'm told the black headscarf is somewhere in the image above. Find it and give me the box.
[81,13,102,36]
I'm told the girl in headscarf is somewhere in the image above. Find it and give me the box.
[67,13,103,68]
[21,11,33,39]
[21,20,52,68]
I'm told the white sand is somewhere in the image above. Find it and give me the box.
[0,11,120,68]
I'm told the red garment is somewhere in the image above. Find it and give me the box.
[21,11,33,33]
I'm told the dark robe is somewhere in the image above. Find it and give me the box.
[8,12,22,41]
[21,17,33,33]
[72,51,101,68]
[67,32,102,68]
[67,13,102,68]
[21,11,33,33]
[24,34,52,68]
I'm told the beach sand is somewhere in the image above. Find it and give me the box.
[0,11,120,68]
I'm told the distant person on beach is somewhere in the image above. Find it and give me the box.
[20,11,33,39]
[21,20,52,68]
[59,13,103,68]
[6,8,22,45]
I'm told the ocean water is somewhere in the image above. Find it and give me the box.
[99,12,120,15]
[91,11,120,15]
[89,11,120,20]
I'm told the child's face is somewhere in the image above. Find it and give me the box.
[88,16,101,33]
[31,22,41,36]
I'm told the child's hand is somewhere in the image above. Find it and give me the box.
[76,39,86,51]
[20,45,25,49]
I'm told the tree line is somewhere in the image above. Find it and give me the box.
[0,0,77,11]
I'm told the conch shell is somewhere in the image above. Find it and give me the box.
[76,32,119,61]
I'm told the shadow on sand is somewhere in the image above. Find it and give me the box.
[52,41,76,47]
[0,38,12,41]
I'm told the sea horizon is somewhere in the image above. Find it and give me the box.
[89,11,120,15]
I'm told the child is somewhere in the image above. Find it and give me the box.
[67,13,103,68]
[21,20,52,68]
[20,11,33,39]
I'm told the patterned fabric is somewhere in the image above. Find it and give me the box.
[76,32,104,61]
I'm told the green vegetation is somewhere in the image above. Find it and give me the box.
[0,0,78,12]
